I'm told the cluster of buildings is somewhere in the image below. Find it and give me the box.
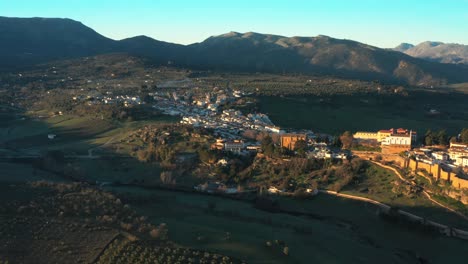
[412,142,468,169]
[209,133,349,160]
[354,128,417,154]
[280,133,349,160]
[448,143,468,168]
[180,108,281,139]
[72,92,142,107]
[149,87,282,139]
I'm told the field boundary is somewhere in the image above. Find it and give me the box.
[320,189,468,240]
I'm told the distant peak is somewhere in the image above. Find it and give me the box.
[419,41,444,47]
[127,35,155,41]
[218,31,242,38]
[397,43,414,48]
[243,32,259,37]
[394,43,415,52]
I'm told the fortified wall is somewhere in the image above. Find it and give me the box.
[406,159,468,189]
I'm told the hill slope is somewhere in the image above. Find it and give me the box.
[0,16,117,67]
[184,32,468,85]
[393,43,415,52]
[394,41,468,64]
[1,17,468,86]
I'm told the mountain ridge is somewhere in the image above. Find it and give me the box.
[1,16,468,86]
[393,41,468,64]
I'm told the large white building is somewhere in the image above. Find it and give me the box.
[381,134,412,146]
[354,128,417,144]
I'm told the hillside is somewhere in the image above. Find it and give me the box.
[393,43,414,52]
[185,32,468,85]
[1,16,468,86]
[394,41,468,64]
[0,16,117,68]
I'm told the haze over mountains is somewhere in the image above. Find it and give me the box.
[1,16,468,86]
[393,41,468,65]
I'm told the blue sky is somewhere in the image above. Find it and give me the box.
[1,0,467,47]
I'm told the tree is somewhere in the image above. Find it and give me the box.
[437,130,448,146]
[142,94,154,103]
[242,129,258,140]
[154,223,168,240]
[339,131,354,149]
[461,128,468,143]
[332,135,342,148]
[424,129,434,146]
[261,135,275,157]
[137,149,150,162]
[294,139,307,157]
[350,158,365,173]
[198,149,217,164]
[160,171,176,184]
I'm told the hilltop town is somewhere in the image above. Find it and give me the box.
[2,54,468,263]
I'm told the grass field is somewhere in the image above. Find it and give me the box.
[0,162,64,183]
[258,91,468,135]
[1,110,180,156]
[68,158,162,183]
[340,163,468,229]
[105,186,468,264]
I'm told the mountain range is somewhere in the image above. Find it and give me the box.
[393,41,468,65]
[1,16,468,86]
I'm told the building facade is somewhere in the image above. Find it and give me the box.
[449,142,468,167]
[354,132,379,141]
[280,134,307,150]
[224,140,244,154]
[354,128,416,144]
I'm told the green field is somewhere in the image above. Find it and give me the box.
[105,186,468,264]
[0,110,180,156]
[0,162,63,182]
[68,158,162,183]
[258,91,468,135]
[339,163,468,229]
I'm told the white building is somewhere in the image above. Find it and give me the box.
[454,156,468,167]
[382,134,412,146]
[224,140,244,154]
[432,152,448,161]
[265,126,281,133]
[448,142,468,166]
